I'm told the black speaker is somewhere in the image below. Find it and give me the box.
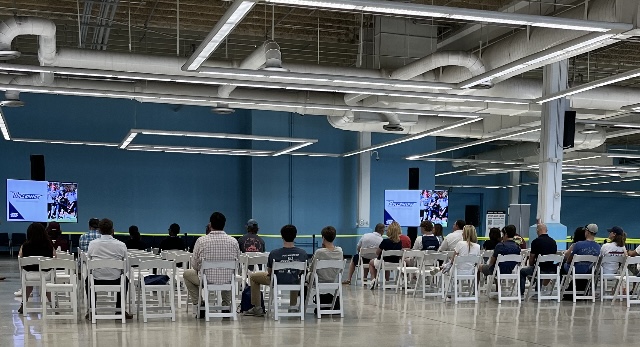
[407,168,419,245]
[465,205,480,227]
[563,110,576,149]
[30,155,45,181]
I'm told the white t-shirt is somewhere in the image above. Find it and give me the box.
[453,241,481,274]
[439,230,463,252]
[600,242,626,274]
[357,232,383,250]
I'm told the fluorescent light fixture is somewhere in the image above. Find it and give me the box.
[0,108,10,140]
[536,67,640,104]
[343,117,482,157]
[264,0,628,32]
[459,33,616,89]
[119,132,138,149]
[407,127,540,160]
[434,168,475,177]
[182,0,256,71]
[563,155,602,163]
[12,138,119,147]
[272,142,314,156]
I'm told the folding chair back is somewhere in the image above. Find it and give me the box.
[450,255,481,304]
[87,259,126,323]
[417,252,447,298]
[270,261,306,321]
[306,259,344,319]
[40,258,78,320]
[199,260,238,321]
[19,256,46,314]
[357,247,379,286]
[618,257,640,307]
[490,254,522,303]
[379,250,404,290]
[526,254,562,302]
[56,252,75,261]
[561,254,599,302]
[397,250,425,294]
[137,259,176,322]
[599,256,625,301]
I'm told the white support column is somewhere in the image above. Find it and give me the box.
[357,132,371,231]
[509,171,520,205]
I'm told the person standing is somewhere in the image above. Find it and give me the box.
[342,223,384,285]
[438,219,465,252]
[237,219,265,253]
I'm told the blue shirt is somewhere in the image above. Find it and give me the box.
[571,240,601,274]
[492,240,521,274]
[79,229,101,252]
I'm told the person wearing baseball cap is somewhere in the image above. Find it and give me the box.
[237,219,265,253]
[564,223,601,274]
[600,226,626,274]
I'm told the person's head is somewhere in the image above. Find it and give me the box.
[536,223,548,236]
[386,221,401,243]
[374,223,385,235]
[46,221,61,239]
[608,226,625,247]
[454,219,465,231]
[89,218,100,230]
[246,219,259,234]
[209,212,226,231]
[488,228,501,242]
[502,225,517,240]
[169,223,180,237]
[433,224,443,237]
[129,225,140,240]
[98,218,114,235]
[572,226,587,243]
[462,225,478,244]
[420,220,434,235]
[321,226,337,246]
[26,222,52,247]
[280,224,298,243]
[585,223,598,240]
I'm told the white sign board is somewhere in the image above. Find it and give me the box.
[485,211,506,236]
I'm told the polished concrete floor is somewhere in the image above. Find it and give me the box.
[1,257,639,347]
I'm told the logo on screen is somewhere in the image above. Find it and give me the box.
[10,191,43,200]
[386,200,417,207]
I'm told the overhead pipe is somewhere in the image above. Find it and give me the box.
[0,17,56,65]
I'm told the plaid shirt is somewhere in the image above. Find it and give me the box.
[79,229,101,252]
[192,230,240,285]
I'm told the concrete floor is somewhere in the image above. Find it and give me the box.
[1,257,639,347]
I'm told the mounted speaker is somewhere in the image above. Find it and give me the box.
[465,205,480,227]
[407,168,419,246]
[30,155,45,181]
[563,110,576,149]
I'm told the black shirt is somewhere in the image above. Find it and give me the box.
[22,242,54,271]
[378,239,402,262]
[125,239,147,250]
[483,239,499,250]
[159,236,185,251]
[531,234,558,273]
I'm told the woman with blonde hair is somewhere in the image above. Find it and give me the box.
[432,225,480,276]
[369,222,403,289]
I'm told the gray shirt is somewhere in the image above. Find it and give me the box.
[309,247,343,283]
[268,246,308,284]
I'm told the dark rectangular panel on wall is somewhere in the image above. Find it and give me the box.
[30,155,45,181]
[563,110,576,149]
[465,205,480,227]
[407,168,419,245]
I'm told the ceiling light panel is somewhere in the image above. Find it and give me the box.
[0,108,10,140]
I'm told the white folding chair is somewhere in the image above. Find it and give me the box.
[613,257,640,307]
[416,252,448,299]
[525,254,562,302]
[128,254,160,310]
[137,259,176,322]
[560,254,599,302]
[397,250,425,294]
[487,254,522,303]
[242,253,269,288]
[87,259,127,323]
[39,258,78,320]
[19,256,46,314]
[163,251,192,308]
[269,261,306,321]
[520,249,531,267]
[599,256,625,301]
[356,247,378,287]
[79,252,88,305]
[200,261,237,321]
[150,248,160,255]
[305,259,344,319]
[446,255,481,304]
[379,250,404,290]
[53,252,74,285]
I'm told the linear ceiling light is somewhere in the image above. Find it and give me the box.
[407,127,540,160]
[342,117,482,157]
[0,108,10,140]
[119,131,138,149]
[183,0,256,71]
[434,168,476,177]
[563,155,602,163]
[536,68,640,104]
[12,138,118,147]
[272,142,315,156]
[459,33,617,89]
[263,0,627,32]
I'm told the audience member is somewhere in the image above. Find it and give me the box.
[307,226,343,283]
[125,225,146,250]
[564,223,601,274]
[571,226,587,244]
[342,223,384,285]
[369,221,403,289]
[238,219,265,253]
[483,228,501,251]
[86,218,131,319]
[480,225,521,277]
[433,225,480,277]
[17,223,55,314]
[189,224,211,252]
[438,219,465,252]
[434,224,444,244]
[413,220,439,251]
[46,222,69,252]
[600,226,626,274]
[399,231,412,249]
[79,218,101,252]
[245,225,307,317]
[183,212,241,317]
[159,223,186,251]
[519,223,557,295]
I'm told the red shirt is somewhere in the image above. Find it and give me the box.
[399,234,411,249]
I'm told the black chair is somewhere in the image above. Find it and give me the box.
[10,233,26,257]
[0,233,10,255]
[69,234,81,252]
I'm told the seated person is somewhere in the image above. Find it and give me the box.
[47,222,69,252]
[431,225,479,276]
[307,226,343,283]
[342,223,384,285]
[413,220,439,251]
[399,232,412,250]
[18,223,55,314]
[483,228,501,251]
[125,225,146,250]
[245,225,308,317]
[519,223,557,295]
[159,223,186,251]
[368,221,403,289]
[564,223,601,274]
[238,219,265,253]
[600,226,626,274]
[479,225,521,277]
[86,218,132,319]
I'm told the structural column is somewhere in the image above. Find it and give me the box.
[535,60,568,248]
[509,171,520,205]
[356,132,371,232]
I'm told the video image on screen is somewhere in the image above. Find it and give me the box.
[419,190,448,227]
[47,182,78,223]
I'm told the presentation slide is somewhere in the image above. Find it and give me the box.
[384,190,421,227]
[6,179,78,223]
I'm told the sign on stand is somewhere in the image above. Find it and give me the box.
[485,211,506,236]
